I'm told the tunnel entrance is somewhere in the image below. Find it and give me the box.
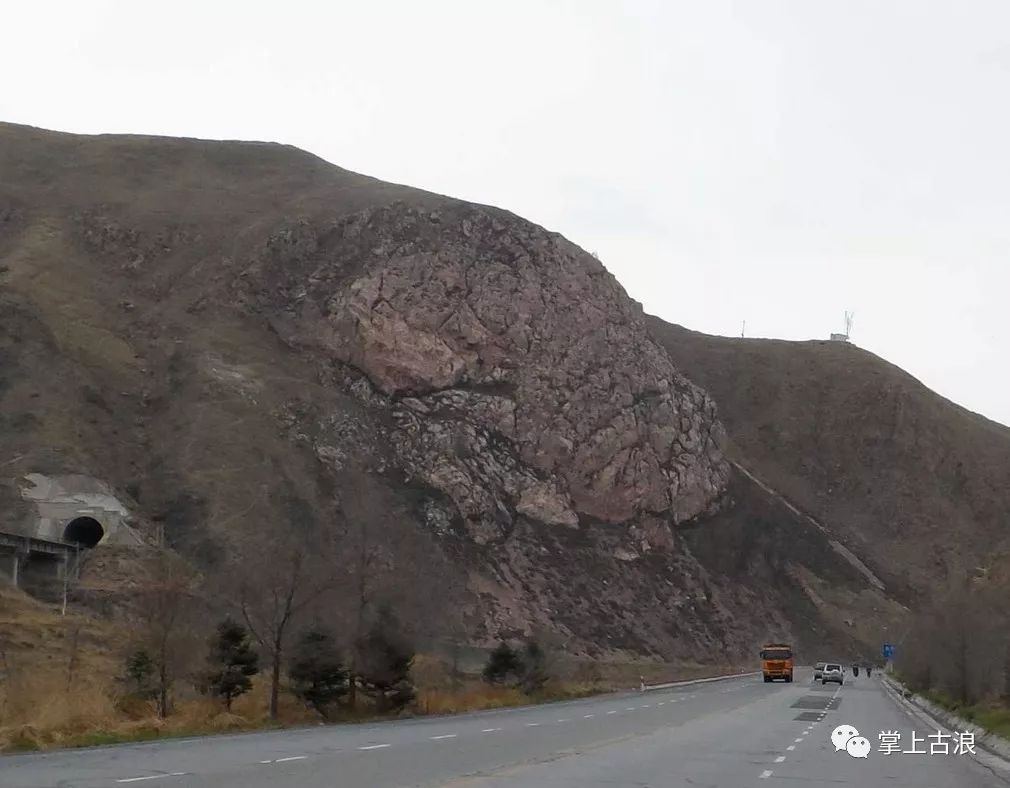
[63,516,105,548]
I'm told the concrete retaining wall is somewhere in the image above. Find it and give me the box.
[16,473,140,546]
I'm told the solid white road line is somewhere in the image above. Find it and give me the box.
[358,744,391,751]
[430,734,457,740]
[760,770,774,779]
[116,776,186,784]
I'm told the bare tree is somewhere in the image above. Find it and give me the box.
[342,488,383,711]
[898,576,1003,706]
[325,469,462,710]
[134,551,196,718]
[235,541,331,720]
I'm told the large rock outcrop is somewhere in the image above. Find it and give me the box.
[249,203,729,541]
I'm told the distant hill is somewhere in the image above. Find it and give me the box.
[646,319,1010,604]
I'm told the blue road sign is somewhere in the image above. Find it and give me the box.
[882,643,895,659]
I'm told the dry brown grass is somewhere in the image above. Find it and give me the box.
[0,673,326,752]
[0,592,751,752]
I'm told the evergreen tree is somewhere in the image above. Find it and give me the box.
[289,626,349,719]
[358,605,415,711]
[205,617,259,710]
[123,648,158,701]
[482,641,522,686]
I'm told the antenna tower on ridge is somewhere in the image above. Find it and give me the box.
[830,311,855,342]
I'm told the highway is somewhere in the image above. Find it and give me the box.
[3,669,1009,787]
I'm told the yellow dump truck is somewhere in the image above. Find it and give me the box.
[761,642,794,682]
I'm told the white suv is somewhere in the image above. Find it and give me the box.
[821,663,844,685]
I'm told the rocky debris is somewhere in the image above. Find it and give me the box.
[516,481,579,528]
[76,213,198,273]
[275,397,386,473]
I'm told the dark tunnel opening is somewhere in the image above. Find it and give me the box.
[63,516,105,548]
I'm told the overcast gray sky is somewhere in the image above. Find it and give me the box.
[3,0,1008,426]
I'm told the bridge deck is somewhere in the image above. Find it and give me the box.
[0,530,78,555]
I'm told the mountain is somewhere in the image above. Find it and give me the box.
[647,319,1010,606]
[1,123,900,664]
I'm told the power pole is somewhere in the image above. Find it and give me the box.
[61,544,79,616]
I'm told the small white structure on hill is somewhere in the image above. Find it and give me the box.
[830,312,855,342]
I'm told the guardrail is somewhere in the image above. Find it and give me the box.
[641,670,761,692]
[881,674,1010,765]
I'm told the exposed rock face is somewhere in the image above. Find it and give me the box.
[255,204,730,538]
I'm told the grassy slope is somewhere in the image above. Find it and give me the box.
[647,318,1010,601]
[0,121,879,667]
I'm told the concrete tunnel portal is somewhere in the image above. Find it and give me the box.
[63,516,105,548]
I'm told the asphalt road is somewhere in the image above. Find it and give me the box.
[4,669,1010,787]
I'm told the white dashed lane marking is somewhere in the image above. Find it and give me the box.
[358,744,391,751]
[787,745,796,751]
[481,728,501,733]
[116,776,186,784]
[430,734,457,740]
[526,722,541,727]
[583,714,595,719]
[759,769,773,779]
[606,710,618,715]
[774,756,786,763]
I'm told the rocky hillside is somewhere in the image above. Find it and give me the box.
[0,123,898,662]
[648,319,1010,605]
